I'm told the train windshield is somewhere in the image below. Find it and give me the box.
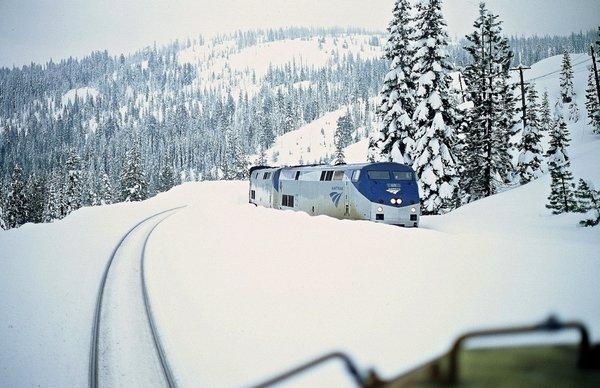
[393,171,413,181]
[367,171,390,180]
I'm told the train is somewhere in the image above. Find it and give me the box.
[249,162,421,227]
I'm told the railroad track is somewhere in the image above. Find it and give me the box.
[89,206,185,388]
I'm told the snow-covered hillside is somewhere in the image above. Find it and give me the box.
[263,53,598,168]
[1,53,599,387]
[178,34,383,99]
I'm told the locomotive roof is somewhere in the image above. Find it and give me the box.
[250,162,412,173]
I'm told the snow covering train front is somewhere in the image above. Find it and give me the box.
[249,162,420,227]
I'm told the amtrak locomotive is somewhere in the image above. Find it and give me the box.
[249,162,420,227]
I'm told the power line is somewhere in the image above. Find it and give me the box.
[527,56,592,82]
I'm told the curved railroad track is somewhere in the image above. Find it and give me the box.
[89,206,185,388]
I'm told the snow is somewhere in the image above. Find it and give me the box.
[61,87,99,106]
[1,54,600,387]
[260,108,348,166]
[230,36,382,78]
[2,128,599,386]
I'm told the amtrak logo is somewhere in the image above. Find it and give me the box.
[329,191,343,207]
[386,188,401,195]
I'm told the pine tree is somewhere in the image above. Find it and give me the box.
[539,90,552,133]
[371,0,416,164]
[0,204,6,230]
[98,173,113,205]
[559,51,580,122]
[232,136,249,179]
[120,147,148,202]
[546,103,576,214]
[462,3,515,200]
[257,147,268,166]
[64,150,84,215]
[411,0,461,214]
[585,67,600,134]
[574,178,596,213]
[84,169,100,207]
[574,178,599,227]
[334,112,353,164]
[26,173,46,223]
[5,164,28,229]
[158,161,176,192]
[43,170,65,222]
[516,86,544,184]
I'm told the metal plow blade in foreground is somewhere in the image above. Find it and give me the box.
[252,316,600,387]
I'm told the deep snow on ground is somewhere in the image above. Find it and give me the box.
[144,141,600,386]
[0,188,194,387]
[1,52,600,386]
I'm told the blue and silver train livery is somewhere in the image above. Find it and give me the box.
[249,162,420,227]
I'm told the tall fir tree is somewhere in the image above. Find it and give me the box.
[0,204,6,230]
[232,135,249,179]
[256,147,268,166]
[539,90,552,133]
[5,164,28,229]
[546,103,576,214]
[585,67,600,134]
[559,51,580,123]
[462,3,515,200]
[98,173,114,205]
[43,170,64,222]
[120,147,148,202]
[64,150,84,215]
[334,112,353,164]
[158,160,176,192]
[26,173,46,223]
[574,178,599,227]
[411,0,461,214]
[574,178,597,213]
[371,0,417,164]
[516,85,544,184]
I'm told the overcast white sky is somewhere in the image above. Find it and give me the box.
[1,0,598,67]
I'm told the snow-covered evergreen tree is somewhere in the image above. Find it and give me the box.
[559,51,580,122]
[26,173,46,223]
[574,178,596,213]
[232,138,249,179]
[0,205,6,230]
[462,3,515,200]
[516,86,544,184]
[574,178,599,226]
[585,67,600,134]
[98,173,114,205]
[43,171,64,222]
[64,150,84,215]
[539,90,552,133]
[411,0,461,214]
[256,147,268,166]
[120,147,148,202]
[158,161,176,192]
[371,0,417,164]
[546,104,576,214]
[5,164,28,229]
[334,112,353,164]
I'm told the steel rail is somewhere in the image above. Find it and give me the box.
[89,206,186,388]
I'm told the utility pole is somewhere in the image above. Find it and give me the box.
[510,65,531,130]
[591,45,600,109]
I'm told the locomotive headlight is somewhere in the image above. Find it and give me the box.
[390,198,396,205]
[396,198,402,205]
[411,207,417,213]
[377,206,383,213]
